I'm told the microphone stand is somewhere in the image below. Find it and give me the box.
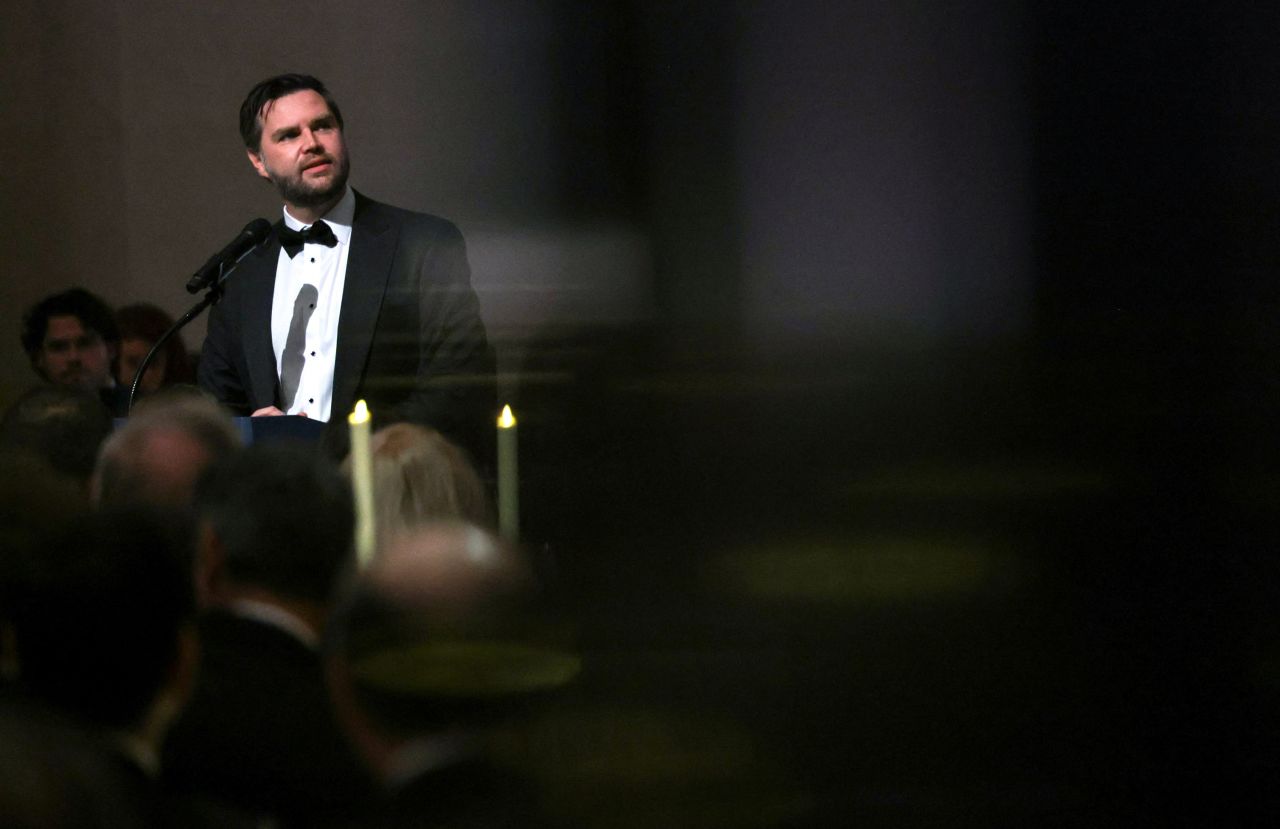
[126,257,239,415]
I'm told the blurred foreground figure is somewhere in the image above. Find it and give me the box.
[115,303,194,397]
[20,288,129,415]
[9,509,197,738]
[0,463,112,826]
[0,386,113,496]
[2,509,245,827]
[163,444,371,827]
[0,453,87,687]
[326,521,578,828]
[343,422,493,546]
[91,391,241,510]
[0,696,155,829]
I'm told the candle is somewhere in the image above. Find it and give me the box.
[348,399,376,567]
[497,404,519,542]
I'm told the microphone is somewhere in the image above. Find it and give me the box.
[186,218,273,294]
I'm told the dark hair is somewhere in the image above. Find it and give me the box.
[0,386,113,486]
[240,73,344,151]
[115,302,194,387]
[198,443,354,604]
[11,508,196,730]
[20,289,119,367]
[92,395,242,510]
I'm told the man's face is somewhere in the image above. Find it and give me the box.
[247,89,350,212]
[36,315,114,390]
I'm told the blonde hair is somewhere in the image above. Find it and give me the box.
[344,423,493,544]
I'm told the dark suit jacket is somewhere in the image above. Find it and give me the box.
[356,756,548,829]
[0,689,254,829]
[198,192,495,461]
[161,610,373,828]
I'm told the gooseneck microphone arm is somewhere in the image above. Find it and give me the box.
[127,218,272,414]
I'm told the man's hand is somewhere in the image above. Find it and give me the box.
[250,406,307,417]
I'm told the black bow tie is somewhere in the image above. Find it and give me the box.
[279,220,338,258]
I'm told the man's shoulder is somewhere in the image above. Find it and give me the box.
[353,192,463,242]
[198,608,318,664]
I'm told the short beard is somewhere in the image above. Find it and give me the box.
[267,155,350,210]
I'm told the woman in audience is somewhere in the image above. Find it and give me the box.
[344,422,493,545]
[115,303,194,396]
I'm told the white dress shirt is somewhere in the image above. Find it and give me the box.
[270,187,355,422]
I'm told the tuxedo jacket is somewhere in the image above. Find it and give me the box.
[161,610,372,827]
[355,756,548,829]
[198,192,495,460]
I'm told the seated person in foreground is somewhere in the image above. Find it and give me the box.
[3,508,246,827]
[342,422,494,548]
[325,520,578,828]
[162,443,372,827]
[0,386,113,498]
[91,391,242,511]
[0,453,88,689]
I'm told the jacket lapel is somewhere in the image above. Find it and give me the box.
[332,194,396,419]
[239,238,282,408]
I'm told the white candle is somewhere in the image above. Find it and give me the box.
[497,404,519,542]
[348,399,376,567]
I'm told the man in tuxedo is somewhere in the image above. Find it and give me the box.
[198,73,494,461]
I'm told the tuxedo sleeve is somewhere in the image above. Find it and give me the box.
[384,219,495,464]
[197,285,254,416]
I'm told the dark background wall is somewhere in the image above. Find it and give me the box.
[3,1,1277,824]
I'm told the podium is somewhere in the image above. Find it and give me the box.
[114,415,326,445]
[230,415,327,445]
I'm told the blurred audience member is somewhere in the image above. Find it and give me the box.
[91,392,241,510]
[163,443,371,827]
[0,390,106,676]
[6,508,201,825]
[343,423,493,547]
[0,453,86,685]
[115,303,194,398]
[0,464,111,825]
[20,288,128,415]
[0,386,113,495]
[325,521,577,828]
[0,690,167,829]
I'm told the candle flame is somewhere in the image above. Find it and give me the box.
[498,404,517,429]
[349,399,370,424]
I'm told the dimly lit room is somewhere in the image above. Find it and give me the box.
[1,2,1276,826]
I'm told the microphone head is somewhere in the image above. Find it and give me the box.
[186,218,275,294]
[243,217,272,241]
